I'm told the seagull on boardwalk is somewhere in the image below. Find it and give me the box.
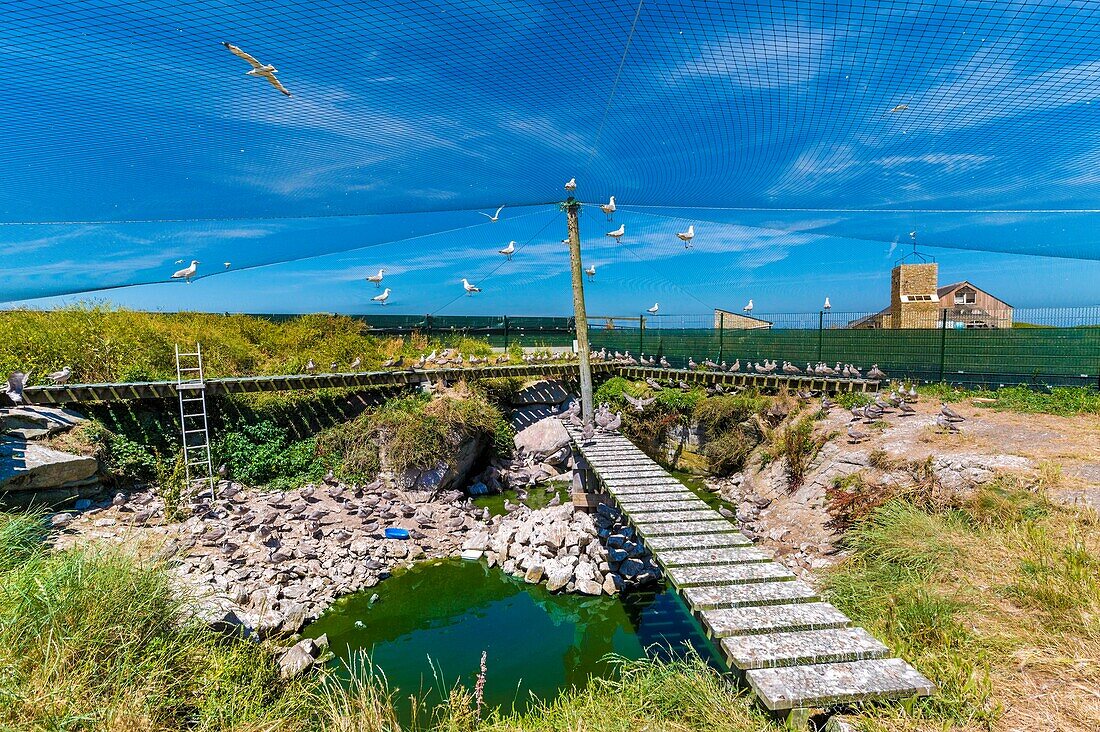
[584,264,596,280]
[677,224,695,248]
[867,364,887,380]
[647,303,659,315]
[823,297,831,311]
[366,269,385,286]
[462,278,481,295]
[564,177,576,191]
[222,42,291,96]
[600,196,616,220]
[172,260,199,283]
[478,205,505,223]
[606,224,625,241]
[372,288,391,305]
[743,299,753,314]
[499,241,516,259]
[47,367,72,384]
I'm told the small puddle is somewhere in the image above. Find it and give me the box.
[471,481,570,517]
[303,558,725,719]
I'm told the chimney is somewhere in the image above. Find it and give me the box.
[890,263,939,329]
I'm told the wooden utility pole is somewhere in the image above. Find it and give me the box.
[564,197,594,423]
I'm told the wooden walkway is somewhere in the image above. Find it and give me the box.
[567,427,932,717]
[23,363,879,405]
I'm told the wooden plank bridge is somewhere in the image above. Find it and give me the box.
[567,426,933,720]
[22,363,879,405]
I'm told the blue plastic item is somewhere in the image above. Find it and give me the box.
[384,528,410,540]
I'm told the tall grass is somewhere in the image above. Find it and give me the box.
[920,383,1100,416]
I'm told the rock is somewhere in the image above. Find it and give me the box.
[618,558,645,578]
[1,437,99,506]
[50,512,74,528]
[461,549,484,561]
[74,498,93,510]
[513,417,570,457]
[278,639,318,679]
[1,406,88,439]
[575,579,603,596]
[524,565,545,583]
[602,573,622,595]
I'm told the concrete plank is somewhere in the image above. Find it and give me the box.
[666,562,795,587]
[632,509,723,525]
[657,546,771,567]
[721,627,888,670]
[643,532,754,551]
[635,518,738,537]
[681,579,820,611]
[700,603,851,638]
[745,658,934,711]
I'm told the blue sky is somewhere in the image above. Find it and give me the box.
[3,1,1100,314]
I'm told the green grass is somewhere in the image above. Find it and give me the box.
[919,383,1100,416]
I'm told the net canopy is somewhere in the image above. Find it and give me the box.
[3,0,1100,304]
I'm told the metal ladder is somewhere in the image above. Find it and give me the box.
[175,343,215,499]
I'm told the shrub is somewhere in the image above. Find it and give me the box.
[693,392,769,432]
[703,428,758,476]
[766,416,831,489]
[215,420,320,486]
[372,392,501,474]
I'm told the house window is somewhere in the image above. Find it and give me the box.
[954,288,976,305]
[900,294,937,303]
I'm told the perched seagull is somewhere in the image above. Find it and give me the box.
[677,224,695,248]
[606,224,625,241]
[867,364,887,380]
[2,372,29,405]
[372,287,391,305]
[47,367,72,385]
[940,403,966,422]
[584,264,596,280]
[171,260,199,283]
[847,425,870,443]
[935,415,960,433]
[222,42,291,96]
[349,357,361,370]
[462,278,481,295]
[890,104,909,113]
[478,205,505,223]
[743,299,754,314]
[600,196,616,220]
[823,297,831,311]
[366,268,385,286]
[564,177,576,191]
[647,303,659,315]
[305,359,316,372]
[499,241,516,259]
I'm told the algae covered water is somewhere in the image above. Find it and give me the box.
[303,558,723,716]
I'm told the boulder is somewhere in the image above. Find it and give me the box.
[524,565,545,583]
[1,406,88,440]
[1,437,99,507]
[278,639,318,679]
[513,417,569,457]
[391,434,487,494]
[575,579,603,596]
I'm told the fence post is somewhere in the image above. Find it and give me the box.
[503,315,510,351]
[817,310,824,361]
[425,314,433,341]
[718,315,725,361]
[639,315,645,355]
[938,310,948,383]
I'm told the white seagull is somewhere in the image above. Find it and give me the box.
[366,268,385,287]
[600,196,616,220]
[606,224,625,241]
[890,103,909,113]
[677,224,695,247]
[478,205,505,223]
[47,366,72,384]
[223,262,232,269]
[372,287,391,305]
[743,299,754,313]
[222,42,291,96]
[647,302,659,314]
[824,297,831,311]
[564,177,576,191]
[499,241,516,259]
[462,278,481,295]
[584,264,596,280]
[172,260,199,283]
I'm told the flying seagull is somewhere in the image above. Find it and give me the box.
[372,287,391,305]
[222,42,291,96]
[462,278,481,295]
[647,302,659,314]
[823,297,831,311]
[478,205,505,223]
[499,241,516,259]
[366,268,385,287]
[564,177,576,191]
[584,264,596,280]
[172,260,199,283]
[890,104,909,113]
[606,224,625,241]
[223,262,231,269]
[600,196,616,220]
[677,224,695,248]
[47,366,72,385]
[743,299,753,313]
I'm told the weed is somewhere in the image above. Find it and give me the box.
[766,416,831,489]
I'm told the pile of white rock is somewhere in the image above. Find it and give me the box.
[464,501,661,596]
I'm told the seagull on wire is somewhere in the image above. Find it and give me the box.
[677,224,695,248]
[499,241,516,259]
[600,196,616,220]
[564,177,576,191]
[47,367,72,384]
[743,299,753,314]
[479,205,505,223]
[462,278,481,295]
[172,260,199,283]
[606,224,625,241]
[647,303,659,314]
[222,42,291,96]
[823,297,831,311]
[372,288,391,305]
[584,264,596,280]
[366,269,385,286]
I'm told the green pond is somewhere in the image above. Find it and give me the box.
[302,558,725,718]
[471,481,571,517]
